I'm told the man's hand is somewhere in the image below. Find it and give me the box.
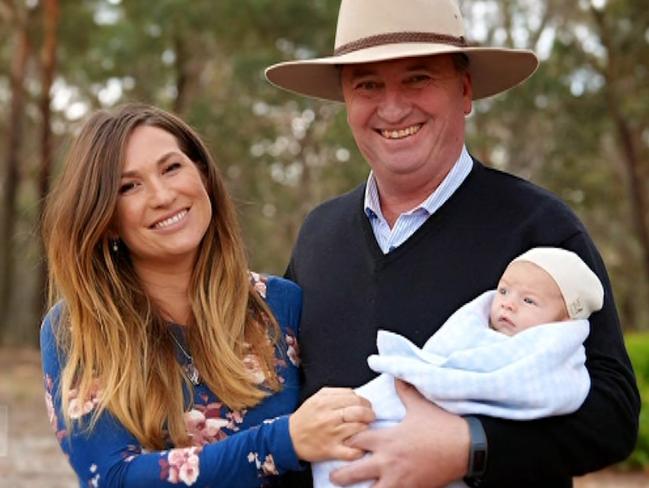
[330,380,470,488]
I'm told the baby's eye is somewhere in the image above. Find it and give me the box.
[523,297,537,305]
[497,287,507,295]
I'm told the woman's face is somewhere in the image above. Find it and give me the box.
[114,125,212,269]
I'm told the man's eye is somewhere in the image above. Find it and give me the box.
[407,74,430,84]
[356,81,380,91]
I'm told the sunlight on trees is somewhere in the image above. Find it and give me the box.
[0,0,647,345]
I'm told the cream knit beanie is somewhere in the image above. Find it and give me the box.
[512,247,604,319]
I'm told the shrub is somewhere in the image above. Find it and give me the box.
[618,332,649,470]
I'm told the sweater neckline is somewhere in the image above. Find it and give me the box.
[358,158,480,261]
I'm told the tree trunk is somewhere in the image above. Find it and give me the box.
[609,102,649,298]
[591,6,649,304]
[173,34,189,115]
[34,0,60,333]
[0,12,31,342]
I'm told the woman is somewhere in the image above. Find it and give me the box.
[40,104,372,487]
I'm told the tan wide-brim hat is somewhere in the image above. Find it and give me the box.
[265,0,539,102]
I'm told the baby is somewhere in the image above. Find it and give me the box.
[314,247,604,488]
[489,247,601,335]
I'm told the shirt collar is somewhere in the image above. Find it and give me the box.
[364,145,473,220]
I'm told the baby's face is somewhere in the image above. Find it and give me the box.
[489,261,569,336]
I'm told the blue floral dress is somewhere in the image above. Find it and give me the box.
[40,275,303,487]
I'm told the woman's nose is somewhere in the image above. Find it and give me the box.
[148,180,174,207]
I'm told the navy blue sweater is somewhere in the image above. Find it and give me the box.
[284,160,639,487]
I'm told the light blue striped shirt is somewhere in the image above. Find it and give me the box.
[364,146,473,254]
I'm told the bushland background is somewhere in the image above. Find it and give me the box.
[0,0,647,484]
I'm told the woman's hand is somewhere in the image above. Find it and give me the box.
[289,387,375,462]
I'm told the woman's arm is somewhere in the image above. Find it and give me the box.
[41,314,305,487]
[42,291,373,487]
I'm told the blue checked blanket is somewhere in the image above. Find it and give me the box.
[313,290,591,488]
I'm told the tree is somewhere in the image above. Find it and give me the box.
[0,1,34,339]
[461,0,649,330]
[34,0,61,320]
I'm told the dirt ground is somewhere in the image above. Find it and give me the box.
[0,348,647,488]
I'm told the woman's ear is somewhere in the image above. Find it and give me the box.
[106,229,119,241]
[106,231,122,254]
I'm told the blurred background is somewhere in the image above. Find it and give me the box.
[0,0,647,485]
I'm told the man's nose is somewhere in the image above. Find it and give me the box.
[377,86,411,123]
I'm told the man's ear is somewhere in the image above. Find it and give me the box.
[462,71,473,115]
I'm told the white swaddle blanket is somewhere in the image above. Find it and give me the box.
[313,290,591,488]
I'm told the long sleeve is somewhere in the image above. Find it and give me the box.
[41,276,304,488]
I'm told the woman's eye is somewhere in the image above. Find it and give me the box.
[165,162,182,173]
[118,182,136,194]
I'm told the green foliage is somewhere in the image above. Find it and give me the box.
[619,333,649,469]
[1,0,649,342]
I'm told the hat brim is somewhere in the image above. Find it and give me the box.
[265,44,539,102]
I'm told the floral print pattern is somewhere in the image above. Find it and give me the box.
[88,463,100,487]
[41,275,302,487]
[247,451,279,476]
[184,408,230,445]
[44,374,67,442]
[244,353,267,384]
[122,444,142,463]
[285,329,300,367]
[250,271,267,299]
[68,379,102,419]
[182,393,247,447]
[160,447,202,485]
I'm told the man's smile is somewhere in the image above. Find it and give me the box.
[376,123,423,140]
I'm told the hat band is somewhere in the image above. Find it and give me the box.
[334,31,467,56]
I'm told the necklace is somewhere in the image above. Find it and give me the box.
[169,331,201,386]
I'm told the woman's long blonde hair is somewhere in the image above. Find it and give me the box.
[43,104,281,449]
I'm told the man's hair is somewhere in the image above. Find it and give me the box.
[452,53,470,74]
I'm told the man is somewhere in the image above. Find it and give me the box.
[265,1,640,487]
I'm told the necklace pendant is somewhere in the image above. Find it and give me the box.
[184,363,201,385]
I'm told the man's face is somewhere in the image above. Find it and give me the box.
[489,261,570,336]
[340,55,472,188]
